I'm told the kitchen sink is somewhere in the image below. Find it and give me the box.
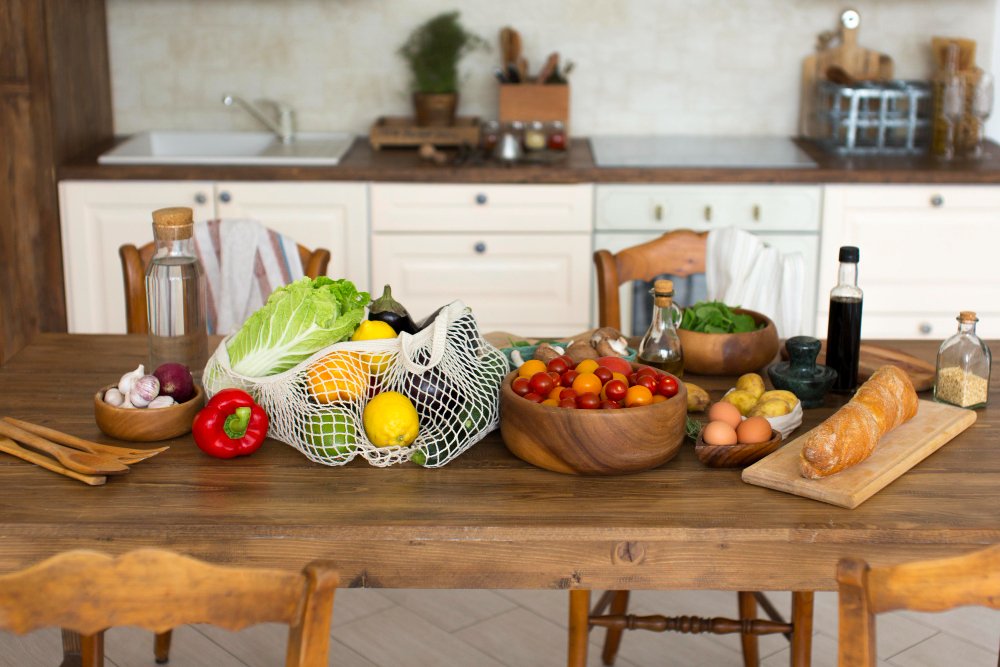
[98,131,355,166]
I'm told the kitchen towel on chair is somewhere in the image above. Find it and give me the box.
[706,227,804,337]
[193,219,304,335]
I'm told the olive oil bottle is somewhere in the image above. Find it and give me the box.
[637,279,684,376]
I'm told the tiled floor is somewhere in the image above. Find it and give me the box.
[1,589,997,666]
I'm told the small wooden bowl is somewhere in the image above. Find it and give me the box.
[500,366,687,475]
[94,384,205,442]
[677,308,780,376]
[695,430,783,468]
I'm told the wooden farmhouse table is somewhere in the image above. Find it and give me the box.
[0,335,997,665]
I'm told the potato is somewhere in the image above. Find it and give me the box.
[735,373,766,400]
[758,389,800,408]
[685,382,710,413]
[721,389,758,416]
[749,398,792,418]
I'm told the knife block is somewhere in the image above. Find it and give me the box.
[498,83,570,130]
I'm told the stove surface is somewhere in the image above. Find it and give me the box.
[589,135,817,169]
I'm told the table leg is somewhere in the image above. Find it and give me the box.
[790,591,814,667]
[568,589,591,667]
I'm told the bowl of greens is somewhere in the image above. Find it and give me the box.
[676,302,779,376]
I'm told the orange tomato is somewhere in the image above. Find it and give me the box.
[624,385,654,407]
[571,372,602,396]
[651,394,667,404]
[611,372,628,385]
[541,398,559,407]
[547,386,564,401]
[574,359,599,375]
[518,359,547,379]
[306,351,367,403]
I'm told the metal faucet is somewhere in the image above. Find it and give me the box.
[222,94,295,144]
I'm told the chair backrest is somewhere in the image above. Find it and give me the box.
[120,241,331,334]
[593,229,707,330]
[0,549,339,667]
[837,545,1000,667]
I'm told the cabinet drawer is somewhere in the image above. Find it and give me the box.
[816,312,1000,341]
[831,184,1000,210]
[595,185,821,232]
[371,233,591,336]
[371,184,593,233]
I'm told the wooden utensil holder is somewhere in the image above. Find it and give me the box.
[498,83,570,130]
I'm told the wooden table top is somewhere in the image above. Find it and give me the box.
[0,334,996,591]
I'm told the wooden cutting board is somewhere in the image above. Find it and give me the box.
[741,400,976,509]
[781,342,935,392]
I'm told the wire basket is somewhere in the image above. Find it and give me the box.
[812,80,932,154]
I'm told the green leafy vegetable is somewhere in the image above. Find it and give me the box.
[679,301,761,334]
[685,415,703,442]
[226,277,370,377]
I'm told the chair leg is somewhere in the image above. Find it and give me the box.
[154,630,173,663]
[568,589,591,667]
[738,591,760,667]
[600,590,630,666]
[80,631,105,667]
[789,591,814,667]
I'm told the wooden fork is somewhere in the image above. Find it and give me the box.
[2,418,169,464]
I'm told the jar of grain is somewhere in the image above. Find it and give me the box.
[934,311,991,409]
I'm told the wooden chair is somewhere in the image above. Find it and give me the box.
[838,545,1000,667]
[580,229,814,667]
[0,548,339,667]
[120,241,331,334]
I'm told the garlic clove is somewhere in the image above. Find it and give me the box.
[128,374,160,408]
[103,387,125,407]
[117,364,145,395]
[510,349,525,368]
[147,395,176,409]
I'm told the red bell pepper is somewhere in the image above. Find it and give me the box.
[192,388,269,459]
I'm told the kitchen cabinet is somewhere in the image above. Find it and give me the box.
[59,180,368,333]
[371,184,593,336]
[819,185,1000,339]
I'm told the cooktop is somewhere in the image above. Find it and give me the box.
[589,135,817,169]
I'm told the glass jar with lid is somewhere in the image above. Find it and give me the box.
[523,121,547,151]
[480,120,500,152]
[934,311,991,408]
[546,120,567,151]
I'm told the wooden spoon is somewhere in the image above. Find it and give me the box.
[3,417,168,464]
[0,421,129,475]
[0,437,106,485]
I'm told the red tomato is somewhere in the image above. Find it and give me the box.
[657,375,679,398]
[627,372,639,386]
[522,392,544,403]
[636,375,658,393]
[596,356,632,376]
[576,393,600,409]
[546,357,569,375]
[603,379,628,402]
[560,369,579,388]
[557,355,575,369]
[547,371,561,385]
[599,399,621,409]
[558,398,577,409]
[529,372,555,396]
[593,366,613,385]
[511,377,531,396]
[636,365,659,378]
[559,388,578,401]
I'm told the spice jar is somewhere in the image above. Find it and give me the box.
[934,311,991,409]
[546,120,567,151]
[480,120,500,152]
[523,121,547,151]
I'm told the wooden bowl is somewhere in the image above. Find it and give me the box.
[677,308,780,376]
[94,384,205,442]
[695,430,783,468]
[499,366,687,475]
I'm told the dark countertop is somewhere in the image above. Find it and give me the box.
[58,136,1000,185]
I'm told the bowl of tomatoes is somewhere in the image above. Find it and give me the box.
[499,354,687,475]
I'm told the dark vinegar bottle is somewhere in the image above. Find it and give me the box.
[826,246,863,393]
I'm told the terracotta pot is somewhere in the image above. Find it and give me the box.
[413,92,458,127]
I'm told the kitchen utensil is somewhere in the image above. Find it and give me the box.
[781,342,935,392]
[766,336,837,408]
[696,429,783,468]
[2,417,168,464]
[676,309,780,376]
[0,437,106,486]
[0,420,129,475]
[536,52,560,84]
[742,399,976,508]
[93,383,205,442]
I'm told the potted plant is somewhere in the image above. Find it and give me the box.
[398,11,486,126]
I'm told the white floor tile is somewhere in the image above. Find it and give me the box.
[0,628,63,667]
[195,623,377,667]
[496,589,574,629]
[762,632,895,667]
[329,588,398,627]
[898,606,1000,653]
[380,588,519,632]
[103,625,246,667]
[888,631,1000,667]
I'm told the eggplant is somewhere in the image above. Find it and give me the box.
[369,285,417,335]
[415,304,448,332]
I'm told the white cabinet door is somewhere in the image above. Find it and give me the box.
[372,233,593,337]
[59,180,215,333]
[215,181,369,289]
[820,185,1000,339]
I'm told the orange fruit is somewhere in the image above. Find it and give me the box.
[571,372,602,396]
[625,385,654,407]
[518,359,546,379]
[307,351,367,403]
[575,359,599,374]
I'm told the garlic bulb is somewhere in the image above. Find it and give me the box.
[128,374,160,408]
[147,395,175,409]
[103,387,125,407]
[117,364,145,395]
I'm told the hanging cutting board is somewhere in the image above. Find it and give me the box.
[780,342,935,392]
[741,400,976,509]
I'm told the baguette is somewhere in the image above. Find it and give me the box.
[799,365,918,479]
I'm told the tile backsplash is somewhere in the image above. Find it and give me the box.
[107,0,996,136]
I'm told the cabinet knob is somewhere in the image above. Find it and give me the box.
[704,205,712,222]
[194,192,207,205]
[752,204,761,221]
[930,194,944,207]
[654,204,664,221]
[475,193,488,205]
[219,191,232,203]
[474,241,487,254]
[919,322,933,335]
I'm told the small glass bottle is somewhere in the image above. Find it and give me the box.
[523,121,547,151]
[146,206,208,379]
[931,42,964,161]
[637,279,684,376]
[934,311,991,409]
[826,246,863,393]
[480,120,500,152]
[546,120,567,151]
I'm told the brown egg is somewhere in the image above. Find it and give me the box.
[736,416,772,444]
[702,420,738,446]
[707,401,742,430]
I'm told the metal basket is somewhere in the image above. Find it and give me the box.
[812,80,932,154]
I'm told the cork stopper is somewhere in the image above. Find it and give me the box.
[152,207,194,240]
[958,311,978,323]
[653,279,674,307]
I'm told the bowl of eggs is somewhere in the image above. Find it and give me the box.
[695,401,783,468]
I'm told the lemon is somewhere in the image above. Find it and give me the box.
[363,391,419,448]
[351,320,398,341]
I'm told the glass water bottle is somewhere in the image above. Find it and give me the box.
[146,206,208,379]
[934,311,991,409]
[826,246,863,393]
[637,279,684,376]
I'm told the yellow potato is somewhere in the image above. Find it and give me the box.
[735,373,766,400]
[721,389,758,416]
[749,398,792,418]
[684,382,710,413]
[758,389,800,408]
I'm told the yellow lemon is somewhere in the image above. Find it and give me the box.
[363,391,419,448]
[351,320,398,341]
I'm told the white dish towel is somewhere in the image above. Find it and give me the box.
[705,227,804,338]
[193,219,304,335]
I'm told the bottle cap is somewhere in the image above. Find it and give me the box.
[958,311,979,323]
[152,207,194,240]
[653,279,674,295]
[838,246,859,263]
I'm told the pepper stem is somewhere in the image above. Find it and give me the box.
[223,407,252,439]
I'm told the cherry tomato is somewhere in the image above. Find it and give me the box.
[624,385,654,407]
[546,357,569,375]
[572,372,602,396]
[593,366,613,385]
[576,393,600,410]
[512,377,531,396]
[636,375,658,393]
[529,372,555,396]
[636,366,659,378]
[547,371,561,384]
[657,375,679,398]
[558,398,577,409]
[603,379,628,402]
[627,372,639,386]
[541,398,559,407]
[560,369,579,388]
[557,355,575,370]
[559,388,578,401]
[547,386,564,401]
[651,394,667,404]
[522,392,544,403]
[599,399,621,409]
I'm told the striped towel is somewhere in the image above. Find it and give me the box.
[193,219,304,335]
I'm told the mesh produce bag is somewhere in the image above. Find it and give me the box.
[202,301,507,467]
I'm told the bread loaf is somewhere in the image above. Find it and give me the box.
[799,365,918,478]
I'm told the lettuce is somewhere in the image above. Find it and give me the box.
[226,277,370,377]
